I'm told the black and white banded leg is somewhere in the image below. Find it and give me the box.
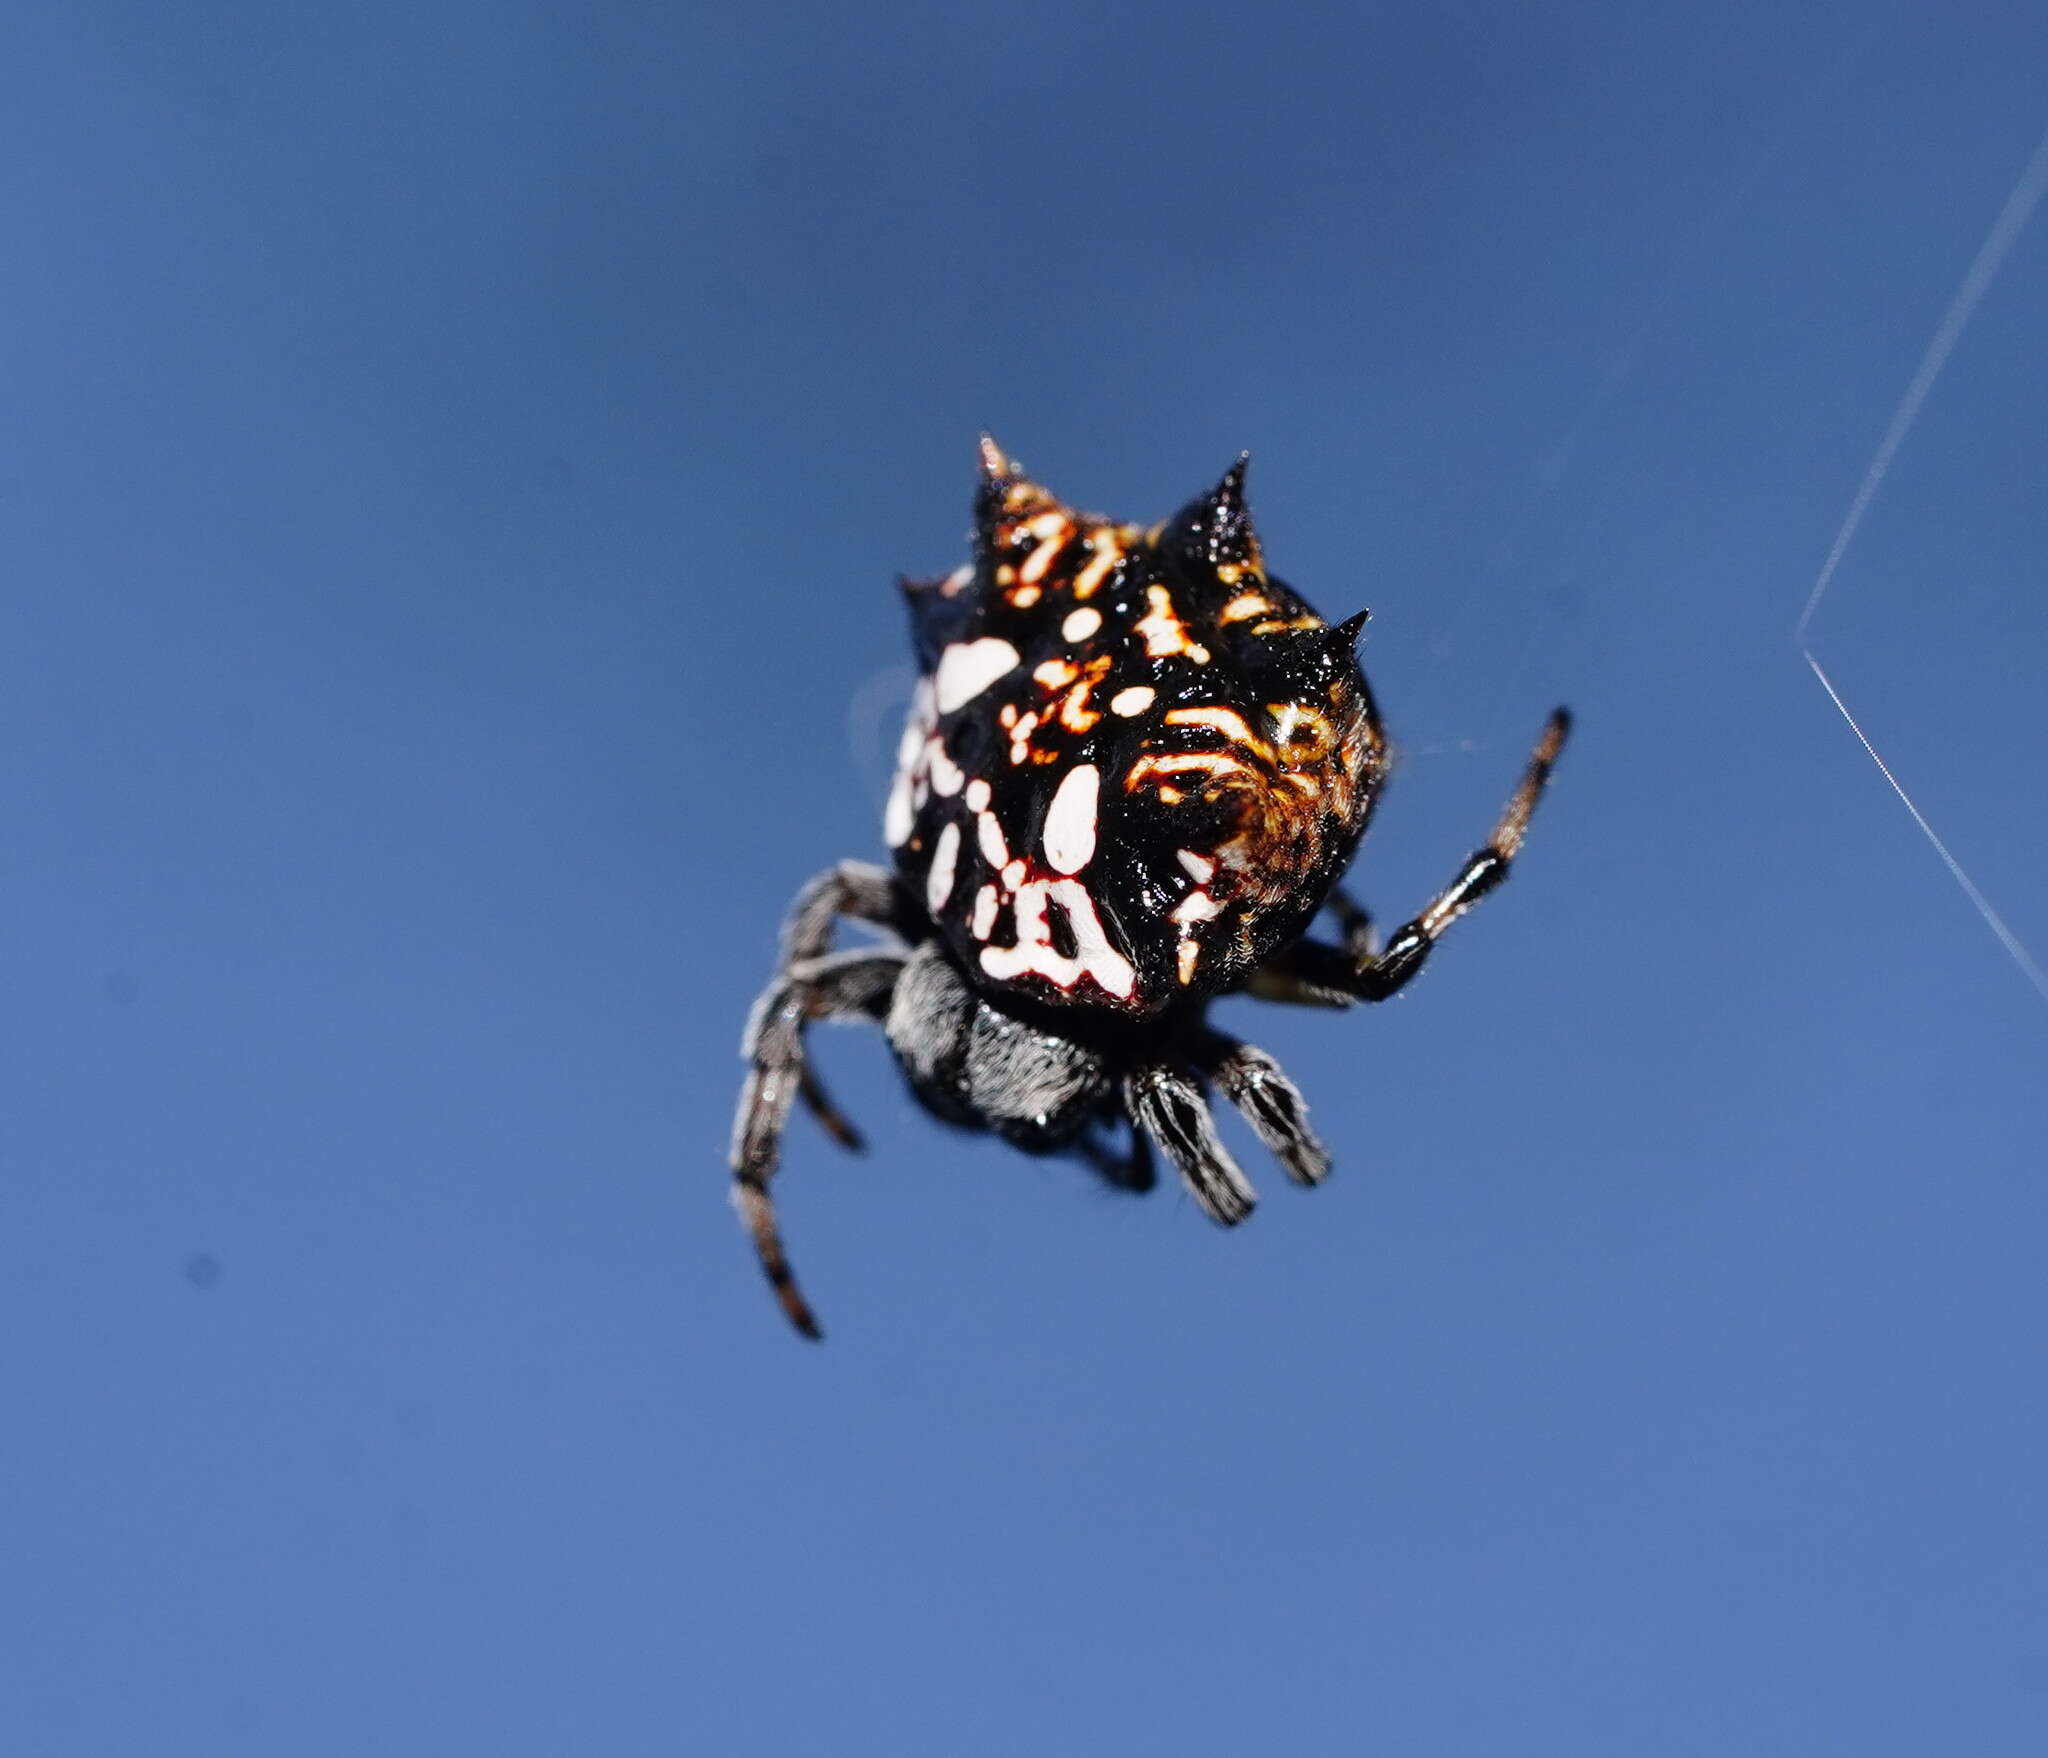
[1258,708,1569,1005]
[1200,1034,1332,1187]
[1125,1065,1257,1225]
[769,861,905,1151]
[731,946,905,1340]
[1125,1034,1334,1223]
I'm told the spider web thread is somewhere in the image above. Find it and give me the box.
[1795,120,2048,1010]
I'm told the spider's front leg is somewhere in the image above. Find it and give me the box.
[771,860,910,1150]
[732,860,911,1341]
[732,945,905,1339]
[1125,1031,1332,1224]
[1125,1064,1258,1225]
[1198,1033,1332,1188]
[1257,708,1570,1005]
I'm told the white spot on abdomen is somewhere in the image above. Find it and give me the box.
[883,679,936,847]
[976,809,1010,869]
[978,877,1135,999]
[935,638,1021,712]
[926,740,965,796]
[884,769,915,847]
[1110,686,1155,717]
[1040,764,1100,875]
[894,679,934,766]
[927,820,961,912]
[1061,607,1102,642]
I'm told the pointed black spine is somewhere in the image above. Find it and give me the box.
[1165,452,1261,572]
[973,433,1017,558]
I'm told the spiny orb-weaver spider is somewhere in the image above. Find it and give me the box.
[731,439,1569,1338]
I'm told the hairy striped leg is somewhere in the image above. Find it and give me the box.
[1256,708,1570,1005]
[1200,1034,1332,1187]
[770,861,905,1150]
[1125,1037,1332,1223]
[1125,1065,1257,1226]
[731,947,904,1340]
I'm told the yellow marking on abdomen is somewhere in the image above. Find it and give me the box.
[1072,541,1122,599]
[1135,586,1211,663]
[1125,751,1252,786]
[1163,705,1267,751]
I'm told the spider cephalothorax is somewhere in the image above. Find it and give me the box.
[731,440,1569,1338]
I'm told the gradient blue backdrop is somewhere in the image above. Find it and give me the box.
[5,3,2046,1752]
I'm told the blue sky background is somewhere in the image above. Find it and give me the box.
[4,2,2046,1752]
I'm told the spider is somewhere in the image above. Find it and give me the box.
[730,439,1569,1338]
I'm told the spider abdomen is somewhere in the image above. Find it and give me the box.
[887,442,1386,1018]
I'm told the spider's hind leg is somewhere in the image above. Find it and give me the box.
[731,944,905,1340]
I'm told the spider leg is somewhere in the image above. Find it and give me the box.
[1197,1033,1332,1187]
[1072,1112,1156,1194]
[779,859,903,963]
[731,946,905,1340]
[796,1066,865,1152]
[769,861,906,1150]
[1325,885,1378,962]
[1256,708,1569,1005]
[1125,1065,1256,1225]
[1245,887,1375,1006]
